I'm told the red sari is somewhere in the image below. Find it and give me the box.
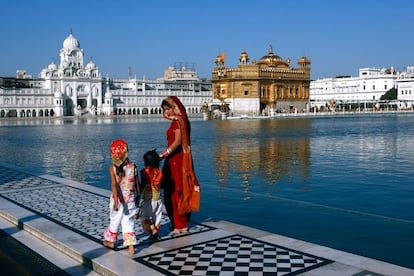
[161,96,200,230]
[162,120,190,229]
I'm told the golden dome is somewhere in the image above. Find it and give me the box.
[258,44,289,68]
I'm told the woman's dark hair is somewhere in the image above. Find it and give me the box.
[161,97,191,141]
[144,149,161,168]
[161,99,171,108]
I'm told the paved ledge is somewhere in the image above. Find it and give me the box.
[0,164,413,276]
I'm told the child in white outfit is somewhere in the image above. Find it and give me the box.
[103,139,140,254]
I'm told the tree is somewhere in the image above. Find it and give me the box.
[380,88,397,100]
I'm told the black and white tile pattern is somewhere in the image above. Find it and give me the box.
[0,166,214,248]
[0,165,335,275]
[136,234,332,275]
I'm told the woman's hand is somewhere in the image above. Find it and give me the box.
[160,148,171,158]
[160,128,182,159]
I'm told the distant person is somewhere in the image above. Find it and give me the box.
[159,96,200,234]
[140,149,163,240]
[103,139,140,254]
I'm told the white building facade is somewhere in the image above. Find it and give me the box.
[396,66,414,109]
[101,69,212,116]
[310,68,398,111]
[0,32,212,118]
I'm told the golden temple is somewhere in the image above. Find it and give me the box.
[212,45,311,116]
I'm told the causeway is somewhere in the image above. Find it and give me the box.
[0,164,413,275]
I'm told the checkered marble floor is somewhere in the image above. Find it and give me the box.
[5,165,391,275]
[0,166,213,249]
[136,234,332,275]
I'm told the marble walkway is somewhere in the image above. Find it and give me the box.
[0,164,413,275]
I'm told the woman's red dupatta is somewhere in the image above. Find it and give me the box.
[166,96,201,216]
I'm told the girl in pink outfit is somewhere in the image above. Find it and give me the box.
[103,139,140,254]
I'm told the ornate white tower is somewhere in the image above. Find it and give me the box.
[54,91,64,116]
[39,30,102,116]
[102,78,114,116]
[59,29,84,75]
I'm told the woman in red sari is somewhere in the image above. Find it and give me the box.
[160,96,200,234]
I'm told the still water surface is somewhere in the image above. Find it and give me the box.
[1,114,414,268]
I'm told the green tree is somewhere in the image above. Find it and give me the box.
[380,87,397,100]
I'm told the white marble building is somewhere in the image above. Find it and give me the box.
[101,69,212,116]
[396,66,414,108]
[38,31,103,116]
[0,31,212,118]
[310,67,398,111]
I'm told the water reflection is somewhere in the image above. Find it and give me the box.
[213,119,311,197]
[1,115,414,268]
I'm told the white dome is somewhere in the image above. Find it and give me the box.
[54,91,63,98]
[105,91,113,98]
[63,33,80,50]
[48,62,57,71]
[86,60,96,70]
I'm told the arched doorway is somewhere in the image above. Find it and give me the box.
[65,99,74,116]
[8,110,17,117]
[77,99,87,109]
[92,99,98,115]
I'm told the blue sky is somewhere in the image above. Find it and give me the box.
[1,0,413,80]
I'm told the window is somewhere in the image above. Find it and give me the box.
[244,90,249,96]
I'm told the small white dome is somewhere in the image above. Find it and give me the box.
[54,91,63,98]
[86,60,96,70]
[105,91,113,98]
[48,62,58,71]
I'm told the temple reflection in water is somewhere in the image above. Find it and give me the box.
[213,119,311,196]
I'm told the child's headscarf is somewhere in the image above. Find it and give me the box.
[110,139,128,167]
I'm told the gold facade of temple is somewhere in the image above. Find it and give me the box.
[212,45,311,116]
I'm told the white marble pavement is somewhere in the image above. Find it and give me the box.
[0,164,413,276]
